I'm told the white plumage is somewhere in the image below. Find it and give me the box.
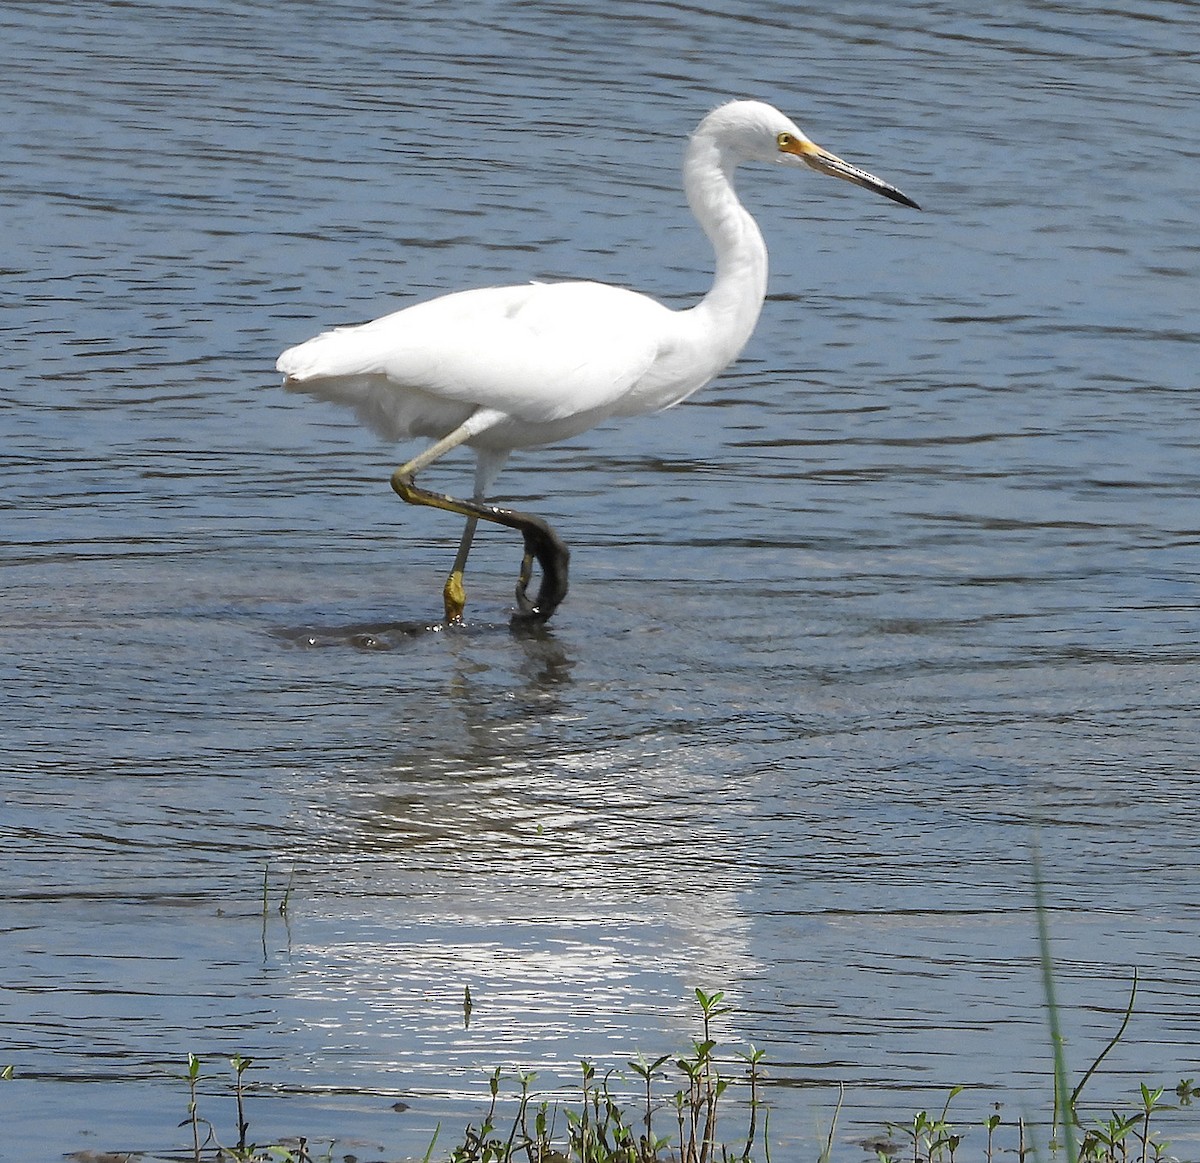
[279,281,676,444]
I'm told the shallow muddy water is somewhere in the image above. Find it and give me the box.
[2,1,1199,1160]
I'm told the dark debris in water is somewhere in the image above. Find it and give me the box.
[271,616,544,650]
[278,624,429,648]
[272,620,442,650]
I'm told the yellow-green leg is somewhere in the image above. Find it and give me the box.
[388,412,570,624]
[442,515,478,625]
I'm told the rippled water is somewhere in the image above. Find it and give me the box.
[3,1,1199,1160]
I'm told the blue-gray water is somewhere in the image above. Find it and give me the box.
[2,2,1199,1160]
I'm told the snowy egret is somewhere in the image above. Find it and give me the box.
[278,100,918,625]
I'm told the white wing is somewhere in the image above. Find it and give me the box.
[277,282,675,436]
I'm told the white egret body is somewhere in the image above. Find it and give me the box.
[278,100,918,624]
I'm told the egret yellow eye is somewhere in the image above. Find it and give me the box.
[776,132,794,150]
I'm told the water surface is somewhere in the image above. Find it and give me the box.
[2,1,1199,1160]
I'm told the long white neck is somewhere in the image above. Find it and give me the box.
[682,129,769,366]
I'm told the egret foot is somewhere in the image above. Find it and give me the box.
[443,569,467,625]
[516,550,534,604]
[512,517,570,623]
[391,468,571,624]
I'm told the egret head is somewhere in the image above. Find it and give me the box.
[699,100,920,210]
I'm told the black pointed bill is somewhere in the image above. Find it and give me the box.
[786,138,920,210]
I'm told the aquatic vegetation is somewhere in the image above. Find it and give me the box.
[162,1042,1197,1163]
[164,970,1198,1163]
[441,988,769,1163]
[866,858,1198,1163]
[111,913,1198,1163]
[167,988,768,1162]
[173,1051,333,1163]
[872,1075,1195,1163]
